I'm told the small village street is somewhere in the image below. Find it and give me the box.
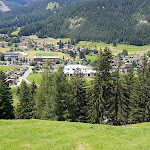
[16,66,34,87]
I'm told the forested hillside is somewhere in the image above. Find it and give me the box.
[0,0,84,30]
[0,0,34,12]
[19,0,150,46]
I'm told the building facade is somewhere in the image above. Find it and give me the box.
[64,65,96,77]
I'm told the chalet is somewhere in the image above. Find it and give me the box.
[66,57,74,63]
[19,42,29,46]
[33,56,60,63]
[0,34,8,38]
[19,46,29,51]
[63,44,72,50]
[16,71,24,76]
[20,36,30,41]
[8,74,18,80]
[0,41,8,47]
[64,65,96,77]
[7,79,17,86]
[5,69,15,76]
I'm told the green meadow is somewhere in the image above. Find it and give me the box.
[0,120,150,150]
[36,53,55,56]
[10,87,19,108]
[0,66,20,72]
[76,41,150,55]
[27,73,42,85]
[0,47,11,53]
[25,50,69,59]
[86,55,97,62]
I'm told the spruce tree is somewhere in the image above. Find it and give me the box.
[129,54,150,123]
[70,68,87,122]
[29,81,37,118]
[52,67,70,121]
[35,61,54,119]
[108,54,131,125]
[15,81,36,119]
[88,47,113,124]
[0,71,14,119]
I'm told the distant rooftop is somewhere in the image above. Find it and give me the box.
[4,52,20,56]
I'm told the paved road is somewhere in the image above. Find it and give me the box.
[22,66,33,84]
[16,66,34,87]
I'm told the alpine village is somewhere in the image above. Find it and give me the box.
[1,0,150,149]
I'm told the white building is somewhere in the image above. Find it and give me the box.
[64,65,96,77]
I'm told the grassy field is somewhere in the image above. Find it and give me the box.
[0,66,20,72]
[36,53,55,56]
[27,73,42,85]
[10,87,19,108]
[28,35,38,39]
[33,37,71,44]
[11,27,21,35]
[0,120,150,150]
[24,50,69,59]
[34,38,59,44]
[0,47,11,53]
[86,55,97,62]
[76,41,150,55]
[27,73,94,85]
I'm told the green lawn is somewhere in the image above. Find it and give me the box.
[36,53,55,56]
[86,55,97,62]
[0,120,150,150]
[10,87,19,108]
[25,50,69,59]
[0,47,11,53]
[27,73,42,85]
[0,66,20,72]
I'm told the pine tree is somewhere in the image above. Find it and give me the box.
[52,67,70,121]
[108,54,130,125]
[129,54,150,123]
[29,81,37,118]
[70,68,87,122]
[109,71,129,125]
[35,61,54,119]
[88,47,113,124]
[0,71,14,119]
[15,81,36,119]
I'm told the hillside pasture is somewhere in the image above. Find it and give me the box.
[1,120,150,150]
[34,38,59,44]
[76,41,150,55]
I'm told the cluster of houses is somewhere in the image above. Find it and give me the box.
[112,53,149,73]
[5,67,27,86]
[1,34,150,71]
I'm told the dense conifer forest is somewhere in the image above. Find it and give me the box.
[17,0,150,46]
[0,0,84,29]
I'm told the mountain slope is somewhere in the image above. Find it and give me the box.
[1,120,150,150]
[0,0,34,12]
[19,0,150,46]
[0,0,84,29]
[0,1,10,12]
